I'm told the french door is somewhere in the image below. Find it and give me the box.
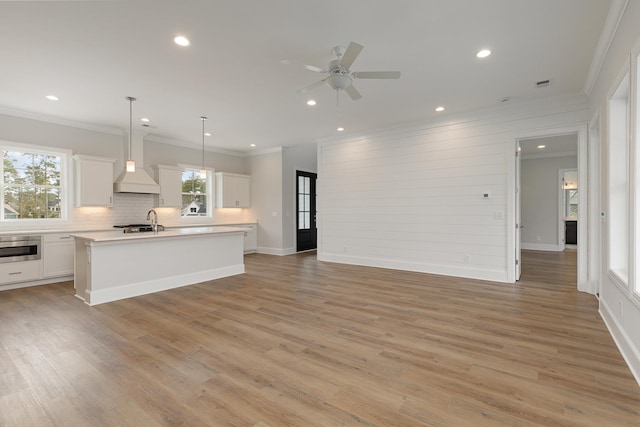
[296,171,317,252]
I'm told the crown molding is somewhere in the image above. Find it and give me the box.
[246,146,283,157]
[318,92,589,147]
[0,105,121,135]
[583,0,629,96]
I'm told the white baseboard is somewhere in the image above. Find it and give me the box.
[0,275,73,292]
[86,264,244,306]
[521,243,562,251]
[257,246,296,256]
[600,300,640,387]
[318,252,508,283]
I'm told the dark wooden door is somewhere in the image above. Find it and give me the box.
[296,171,317,252]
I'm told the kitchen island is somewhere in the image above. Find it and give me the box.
[71,226,246,306]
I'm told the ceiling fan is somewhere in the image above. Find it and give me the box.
[284,41,401,100]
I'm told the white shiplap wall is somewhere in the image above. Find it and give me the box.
[318,95,590,282]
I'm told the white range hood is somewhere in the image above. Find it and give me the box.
[113,132,160,194]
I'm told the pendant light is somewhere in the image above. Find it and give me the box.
[199,116,207,179]
[125,96,136,172]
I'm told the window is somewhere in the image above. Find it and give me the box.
[608,71,630,285]
[180,168,211,217]
[1,145,67,221]
[298,174,311,230]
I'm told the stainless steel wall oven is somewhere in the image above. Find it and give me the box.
[0,235,41,263]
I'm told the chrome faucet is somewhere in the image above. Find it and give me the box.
[146,209,158,234]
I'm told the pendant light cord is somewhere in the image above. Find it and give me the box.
[200,116,207,177]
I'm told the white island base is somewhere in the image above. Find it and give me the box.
[71,227,246,306]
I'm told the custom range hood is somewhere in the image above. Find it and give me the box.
[113,131,160,194]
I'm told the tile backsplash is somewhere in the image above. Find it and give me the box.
[1,193,252,233]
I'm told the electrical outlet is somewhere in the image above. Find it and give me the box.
[619,301,623,317]
[463,254,470,263]
[536,235,541,241]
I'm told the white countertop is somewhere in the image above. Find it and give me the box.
[70,226,249,242]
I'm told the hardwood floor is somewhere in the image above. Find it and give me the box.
[1,250,639,426]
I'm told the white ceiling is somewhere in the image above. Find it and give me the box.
[0,0,612,154]
[520,134,578,158]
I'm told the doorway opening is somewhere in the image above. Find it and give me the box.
[296,170,317,252]
[515,132,583,288]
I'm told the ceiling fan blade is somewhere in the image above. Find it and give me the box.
[352,71,401,79]
[296,78,327,94]
[339,42,363,68]
[345,84,362,101]
[280,59,325,73]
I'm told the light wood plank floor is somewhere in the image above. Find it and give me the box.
[1,250,639,426]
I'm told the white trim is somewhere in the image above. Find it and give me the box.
[318,93,590,147]
[584,0,630,96]
[84,264,244,306]
[587,111,602,296]
[0,106,122,136]
[521,243,563,252]
[318,253,508,283]
[257,246,296,256]
[512,125,589,291]
[0,275,73,291]
[246,146,284,157]
[600,299,640,387]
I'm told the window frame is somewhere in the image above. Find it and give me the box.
[0,141,71,224]
[177,164,214,221]
[606,66,631,291]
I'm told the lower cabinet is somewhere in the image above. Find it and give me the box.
[43,233,74,278]
[243,224,258,253]
[0,260,41,284]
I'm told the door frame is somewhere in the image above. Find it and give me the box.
[295,170,317,252]
[508,124,589,293]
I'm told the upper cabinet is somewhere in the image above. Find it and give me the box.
[215,172,250,208]
[154,165,182,208]
[73,155,116,207]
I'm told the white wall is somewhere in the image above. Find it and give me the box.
[246,150,284,254]
[282,143,317,253]
[0,113,250,231]
[587,0,640,384]
[521,155,577,250]
[318,95,589,283]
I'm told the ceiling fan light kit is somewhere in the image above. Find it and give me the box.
[289,41,401,101]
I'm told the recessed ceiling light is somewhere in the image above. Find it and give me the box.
[140,117,150,122]
[476,49,492,58]
[537,145,546,149]
[337,127,345,132]
[174,36,190,47]
[435,106,445,112]
[45,95,59,101]
[250,144,256,147]
[307,99,317,106]
[204,132,212,137]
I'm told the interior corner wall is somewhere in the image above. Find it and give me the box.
[587,0,640,385]
[282,144,318,254]
[521,155,577,250]
[245,151,284,255]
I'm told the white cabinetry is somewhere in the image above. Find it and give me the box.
[0,260,41,285]
[215,172,250,208]
[154,165,182,207]
[242,223,257,253]
[43,233,74,278]
[73,155,116,207]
